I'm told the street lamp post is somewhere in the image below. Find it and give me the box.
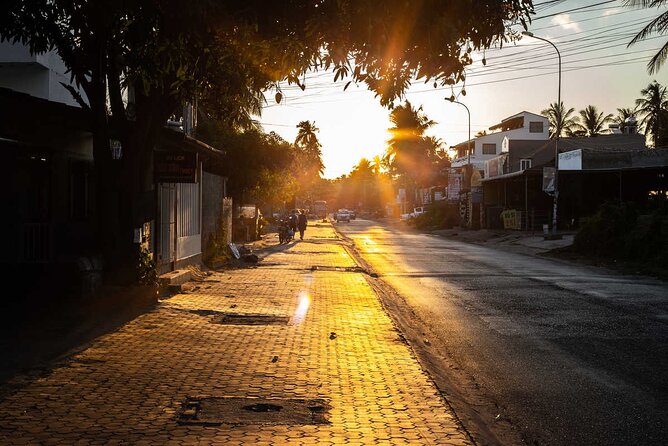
[447,98,471,165]
[448,97,472,228]
[522,31,561,237]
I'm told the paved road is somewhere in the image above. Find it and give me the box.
[337,219,668,446]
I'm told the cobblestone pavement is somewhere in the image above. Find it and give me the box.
[0,221,473,445]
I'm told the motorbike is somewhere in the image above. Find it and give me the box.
[278,218,294,244]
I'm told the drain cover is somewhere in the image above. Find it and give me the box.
[213,313,291,325]
[178,397,330,425]
[310,265,365,273]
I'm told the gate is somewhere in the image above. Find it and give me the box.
[158,177,202,273]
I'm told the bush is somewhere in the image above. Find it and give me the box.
[411,202,461,230]
[573,202,668,266]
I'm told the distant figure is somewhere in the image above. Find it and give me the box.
[297,209,308,240]
[288,210,299,236]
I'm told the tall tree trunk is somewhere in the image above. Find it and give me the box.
[90,40,119,279]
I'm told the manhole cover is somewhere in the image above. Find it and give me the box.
[178,397,331,425]
[213,313,291,325]
[309,265,365,273]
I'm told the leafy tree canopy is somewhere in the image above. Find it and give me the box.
[2,0,535,112]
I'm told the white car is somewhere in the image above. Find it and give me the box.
[400,207,426,221]
[334,209,351,222]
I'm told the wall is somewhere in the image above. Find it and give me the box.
[202,171,224,245]
[0,41,88,107]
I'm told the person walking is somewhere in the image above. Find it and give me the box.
[297,209,308,240]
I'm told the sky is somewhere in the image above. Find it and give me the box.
[258,0,665,179]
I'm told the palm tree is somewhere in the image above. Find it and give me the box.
[625,0,668,74]
[386,100,436,176]
[371,155,386,175]
[295,120,320,148]
[294,120,325,175]
[614,107,636,133]
[635,80,668,147]
[541,101,579,138]
[575,105,613,137]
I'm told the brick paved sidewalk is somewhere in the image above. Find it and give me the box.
[0,221,472,445]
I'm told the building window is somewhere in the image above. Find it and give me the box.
[482,143,496,155]
[529,121,544,133]
[520,159,532,170]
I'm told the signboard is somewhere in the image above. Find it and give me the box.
[559,149,582,170]
[421,188,430,204]
[396,188,406,204]
[542,167,555,194]
[471,186,483,204]
[485,154,506,179]
[109,139,122,160]
[239,205,256,219]
[501,209,521,229]
[154,151,198,183]
[471,170,483,187]
[448,173,462,201]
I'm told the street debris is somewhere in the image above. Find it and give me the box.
[242,253,259,263]
[228,243,241,259]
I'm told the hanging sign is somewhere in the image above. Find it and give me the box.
[154,151,198,183]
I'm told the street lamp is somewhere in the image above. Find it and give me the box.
[447,98,471,165]
[522,31,561,237]
[447,97,472,228]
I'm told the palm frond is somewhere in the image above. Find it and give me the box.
[623,1,668,9]
[629,12,668,45]
[647,39,668,73]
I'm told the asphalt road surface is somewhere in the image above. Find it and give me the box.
[337,219,668,446]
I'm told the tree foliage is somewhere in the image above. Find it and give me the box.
[625,0,668,74]
[197,122,298,208]
[385,101,442,186]
[575,105,613,137]
[635,80,668,147]
[541,101,579,138]
[0,0,534,280]
[295,120,325,176]
[614,107,637,133]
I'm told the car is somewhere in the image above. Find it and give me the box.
[400,206,426,221]
[334,209,351,222]
[411,206,426,218]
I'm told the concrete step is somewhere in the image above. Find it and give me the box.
[158,269,192,294]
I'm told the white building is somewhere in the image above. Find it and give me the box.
[451,111,549,170]
[0,40,88,106]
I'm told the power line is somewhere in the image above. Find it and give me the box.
[532,0,619,20]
